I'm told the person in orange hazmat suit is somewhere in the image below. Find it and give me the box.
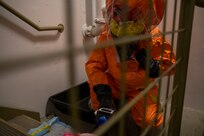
[85,0,176,130]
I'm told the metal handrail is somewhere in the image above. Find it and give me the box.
[0,0,64,32]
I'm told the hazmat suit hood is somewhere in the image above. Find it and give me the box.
[106,0,165,34]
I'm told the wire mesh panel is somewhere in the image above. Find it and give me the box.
[77,0,194,135]
[76,0,196,135]
[0,0,196,135]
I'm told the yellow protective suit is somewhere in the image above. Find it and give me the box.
[85,0,175,128]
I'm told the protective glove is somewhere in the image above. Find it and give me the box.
[93,84,115,126]
[136,48,160,78]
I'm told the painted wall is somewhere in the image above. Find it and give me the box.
[0,0,88,117]
[0,0,203,118]
[185,6,204,111]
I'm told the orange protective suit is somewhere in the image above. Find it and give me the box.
[85,0,175,128]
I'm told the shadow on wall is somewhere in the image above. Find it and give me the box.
[0,14,61,42]
[0,49,67,76]
[0,13,65,76]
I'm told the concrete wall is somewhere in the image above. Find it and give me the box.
[185,6,204,111]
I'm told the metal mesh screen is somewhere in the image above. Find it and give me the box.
[0,0,197,135]
[65,0,196,136]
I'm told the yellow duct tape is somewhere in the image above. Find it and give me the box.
[109,18,145,37]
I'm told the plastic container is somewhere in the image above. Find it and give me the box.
[46,82,96,132]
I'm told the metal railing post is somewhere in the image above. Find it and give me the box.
[168,0,196,135]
